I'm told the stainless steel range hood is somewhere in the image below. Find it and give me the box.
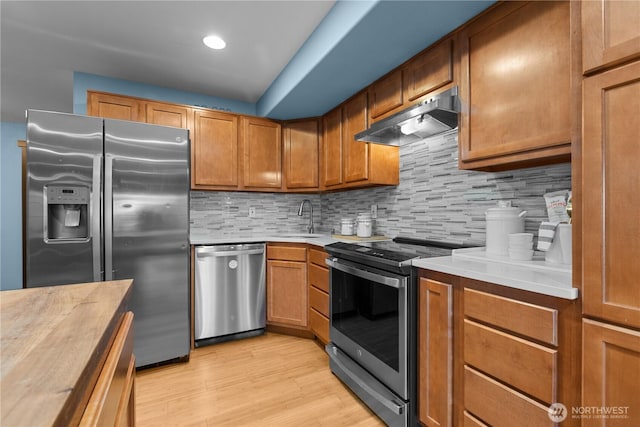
[355,86,459,145]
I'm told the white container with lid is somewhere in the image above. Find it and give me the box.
[356,213,373,238]
[340,218,355,236]
[485,201,527,258]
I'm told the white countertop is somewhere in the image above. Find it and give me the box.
[413,247,578,300]
[190,233,392,247]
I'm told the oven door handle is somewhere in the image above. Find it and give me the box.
[326,258,403,289]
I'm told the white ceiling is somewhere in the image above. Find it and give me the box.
[1,1,496,124]
[0,1,336,123]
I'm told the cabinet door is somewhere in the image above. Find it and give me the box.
[458,1,572,170]
[583,61,640,328]
[582,0,640,74]
[145,102,190,129]
[267,260,308,327]
[87,92,144,122]
[369,68,403,120]
[582,319,640,427]
[192,109,239,189]
[419,278,453,427]
[404,38,454,103]
[241,117,282,190]
[284,119,319,189]
[342,91,369,183]
[322,107,342,188]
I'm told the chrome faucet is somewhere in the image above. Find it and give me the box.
[297,199,314,234]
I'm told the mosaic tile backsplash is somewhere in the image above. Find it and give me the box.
[191,131,572,246]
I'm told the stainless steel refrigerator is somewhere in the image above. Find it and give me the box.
[25,109,190,367]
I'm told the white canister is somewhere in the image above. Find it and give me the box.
[356,213,373,238]
[340,218,355,236]
[485,202,527,258]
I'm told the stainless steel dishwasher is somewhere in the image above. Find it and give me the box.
[194,243,266,346]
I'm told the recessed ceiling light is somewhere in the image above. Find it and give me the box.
[203,35,226,50]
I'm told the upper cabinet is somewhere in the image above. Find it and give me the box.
[322,91,399,190]
[192,109,239,190]
[240,116,282,191]
[145,101,191,129]
[403,37,455,104]
[322,107,343,189]
[582,0,640,74]
[284,119,320,191]
[369,68,403,121]
[458,1,573,170]
[87,91,144,122]
[342,91,370,184]
[368,37,455,124]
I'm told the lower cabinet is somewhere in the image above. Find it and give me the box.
[266,243,308,329]
[582,319,640,427]
[80,311,135,427]
[417,269,581,427]
[418,277,453,427]
[308,247,330,344]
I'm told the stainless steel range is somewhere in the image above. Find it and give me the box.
[324,237,458,427]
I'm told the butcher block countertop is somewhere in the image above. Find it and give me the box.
[0,279,133,427]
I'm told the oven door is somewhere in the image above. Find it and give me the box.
[327,257,408,399]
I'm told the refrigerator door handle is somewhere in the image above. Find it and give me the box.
[92,154,103,281]
[104,154,113,280]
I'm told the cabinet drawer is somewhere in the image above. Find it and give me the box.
[463,411,488,427]
[464,319,557,404]
[308,247,328,267]
[267,245,307,262]
[464,288,557,345]
[464,366,553,427]
[309,285,329,317]
[309,308,330,344]
[309,263,329,293]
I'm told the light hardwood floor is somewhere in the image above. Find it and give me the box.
[136,333,385,426]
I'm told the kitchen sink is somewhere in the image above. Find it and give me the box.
[282,233,326,238]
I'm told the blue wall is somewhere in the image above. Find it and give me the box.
[73,72,257,116]
[1,122,26,290]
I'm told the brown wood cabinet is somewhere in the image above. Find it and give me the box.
[80,311,135,427]
[266,244,308,329]
[87,91,144,122]
[308,247,329,344]
[458,1,573,170]
[418,277,453,427]
[369,68,403,121]
[322,107,343,188]
[192,109,240,189]
[582,319,640,427]
[417,269,581,427]
[582,0,640,75]
[322,91,399,190]
[582,60,640,329]
[403,37,455,104]
[241,116,282,190]
[342,91,370,184]
[461,281,580,427]
[145,101,191,129]
[284,119,319,190]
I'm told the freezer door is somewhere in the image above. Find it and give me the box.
[105,119,190,367]
[25,110,104,287]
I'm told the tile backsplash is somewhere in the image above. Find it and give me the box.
[190,131,571,246]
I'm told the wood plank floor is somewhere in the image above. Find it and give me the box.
[135,333,385,426]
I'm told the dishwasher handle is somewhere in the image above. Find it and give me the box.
[196,248,265,258]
